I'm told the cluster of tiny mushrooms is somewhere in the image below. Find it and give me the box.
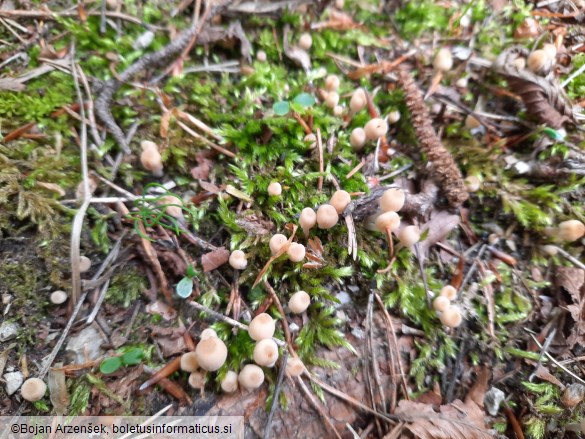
[33,37,585,401]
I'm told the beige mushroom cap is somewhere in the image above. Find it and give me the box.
[269,234,289,255]
[288,291,311,314]
[140,142,163,177]
[200,328,217,340]
[324,74,340,91]
[433,47,453,72]
[325,91,340,109]
[253,339,279,367]
[299,33,312,50]
[350,128,366,150]
[397,225,421,247]
[375,211,401,232]
[79,256,92,273]
[21,378,47,402]
[229,250,248,270]
[299,207,317,236]
[330,190,351,214]
[180,352,200,372]
[285,357,306,377]
[439,306,463,328]
[195,337,228,371]
[188,371,205,389]
[316,204,339,229]
[364,118,388,140]
[267,182,282,196]
[248,313,276,341]
[50,290,68,305]
[379,188,405,212]
[221,371,239,393]
[349,89,366,113]
[558,220,585,242]
[238,364,265,390]
[433,296,451,312]
[440,285,457,300]
[287,243,306,262]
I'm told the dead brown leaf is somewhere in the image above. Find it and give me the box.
[201,247,230,272]
[466,368,490,409]
[190,152,213,180]
[555,266,585,348]
[418,211,461,259]
[395,398,494,439]
[146,300,177,321]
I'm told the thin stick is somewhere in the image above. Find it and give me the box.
[550,245,585,270]
[177,121,236,158]
[317,128,324,192]
[0,8,149,26]
[263,350,289,439]
[527,333,585,385]
[264,281,292,346]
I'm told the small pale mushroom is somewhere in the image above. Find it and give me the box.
[364,118,388,140]
[267,182,282,196]
[379,188,405,212]
[140,140,163,177]
[229,250,248,270]
[195,337,228,371]
[439,306,463,328]
[50,290,68,305]
[316,204,339,229]
[350,128,366,150]
[433,296,450,312]
[238,364,265,390]
[200,328,217,340]
[324,74,340,91]
[20,378,47,402]
[285,357,305,377]
[375,211,400,233]
[440,285,457,300]
[558,220,585,242]
[269,234,289,255]
[221,371,239,393]
[253,339,279,367]
[299,207,317,236]
[180,352,199,373]
[248,313,276,341]
[79,256,92,273]
[188,371,205,389]
[287,243,306,262]
[330,190,351,214]
[397,225,421,247]
[288,291,310,314]
[349,89,366,113]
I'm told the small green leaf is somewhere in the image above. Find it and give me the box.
[121,348,144,366]
[99,357,122,374]
[176,276,193,298]
[292,93,315,108]
[273,101,290,116]
[186,265,197,278]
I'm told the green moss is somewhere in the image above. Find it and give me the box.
[106,267,147,308]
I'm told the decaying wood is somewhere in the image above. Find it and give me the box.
[397,69,468,208]
[493,46,575,129]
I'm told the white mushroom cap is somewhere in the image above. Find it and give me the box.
[221,371,239,393]
[325,91,340,108]
[440,306,463,328]
[248,313,276,341]
[253,339,279,367]
[364,118,388,140]
[195,337,228,371]
[269,234,288,255]
[79,256,92,273]
[285,357,305,377]
[267,182,282,196]
[287,243,306,262]
[229,250,248,270]
[20,378,47,402]
[440,285,457,300]
[465,176,481,192]
[50,290,68,305]
[238,364,265,390]
[397,225,421,247]
[349,89,366,113]
[387,110,401,124]
[288,291,311,314]
[316,204,339,229]
[257,50,267,62]
[188,371,205,389]
[379,188,405,212]
[140,141,163,177]
[299,33,312,50]
[200,328,217,340]
[375,211,401,232]
[350,128,366,150]
[299,207,317,236]
[324,74,340,91]
[433,296,450,312]
[433,47,453,72]
[330,190,351,214]
[180,352,200,372]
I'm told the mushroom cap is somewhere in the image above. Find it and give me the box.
[379,188,405,212]
[387,110,401,124]
[188,371,205,389]
[439,306,463,328]
[287,242,306,262]
[433,296,451,312]
[229,250,248,270]
[465,175,481,192]
[269,234,289,255]
[299,33,312,50]
[253,339,279,367]
[316,204,339,229]
[257,50,267,62]
[140,147,163,176]
[286,357,305,377]
[140,140,158,151]
[238,364,265,390]
[248,313,276,341]
[79,256,92,273]
[349,89,366,113]
[180,352,200,372]
[20,378,47,402]
[375,211,401,232]
[433,47,453,72]
[558,220,585,242]
[364,118,389,140]
[527,49,551,73]
[397,225,421,247]
[304,133,317,148]
[350,128,366,150]
[195,337,228,371]
[299,207,317,234]
[288,291,311,314]
[160,195,184,219]
[542,43,557,58]
[50,290,68,305]
[200,328,217,340]
[324,74,340,91]
[221,371,239,393]
[542,245,558,256]
[267,182,282,196]
[330,190,351,214]
[333,105,343,117]
[325,91,340,108]
[440,285,457,300]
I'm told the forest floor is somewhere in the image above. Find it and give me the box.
[1,0,585,438]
